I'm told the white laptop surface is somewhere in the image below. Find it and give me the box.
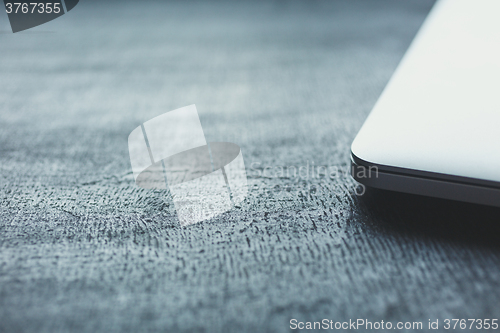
[351,0,500,206]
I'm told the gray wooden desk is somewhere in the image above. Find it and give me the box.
[1,0,499,332]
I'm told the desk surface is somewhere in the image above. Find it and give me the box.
[1,1,499,332]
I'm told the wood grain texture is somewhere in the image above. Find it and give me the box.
[1,0,499,332]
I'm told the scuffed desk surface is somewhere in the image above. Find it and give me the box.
[1,0,499,332]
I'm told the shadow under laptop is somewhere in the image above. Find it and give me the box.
[358,187,500,249]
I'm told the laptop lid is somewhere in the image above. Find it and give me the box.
[351,0,500,205]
